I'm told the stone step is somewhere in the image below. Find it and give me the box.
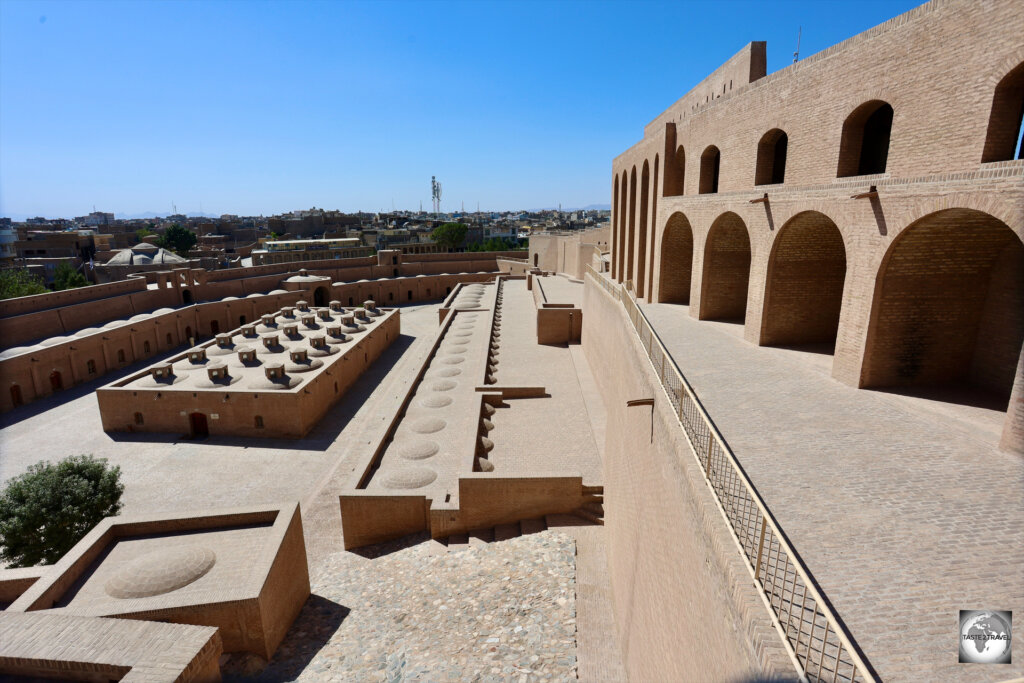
[446,533,469,550]
[493,522,521,542]
[519,517,547,536]
[574,507,604,525]
[545,513,592,528]
[468,528,494,547]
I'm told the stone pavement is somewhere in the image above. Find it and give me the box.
[487,279,602,484]
[223,531,578,682]
[641,302,1024,682]
[2,297,628,681]
[0,303,445,520]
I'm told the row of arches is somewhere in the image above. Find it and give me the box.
[654,208,1024,408]
[614,59,1023,234]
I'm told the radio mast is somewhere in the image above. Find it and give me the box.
[431,176,443,217]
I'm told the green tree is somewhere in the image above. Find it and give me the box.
[158,223,198,256]
[135,225,155,242]
[430,222,468,251]
[53,261,89,291]
[0,268,48,299]
[0,455,124,567]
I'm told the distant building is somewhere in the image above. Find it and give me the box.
[251,237,372,266]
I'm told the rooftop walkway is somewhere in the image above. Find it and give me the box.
[640,301,1024,682]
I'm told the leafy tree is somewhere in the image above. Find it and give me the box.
[430,222,468,251]
[158,223,197,256]
[0,268,48,299]
[0,455,124,567]
[53,261,89,291]
[135,225,155,242]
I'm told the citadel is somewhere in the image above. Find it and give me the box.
[0,1,1022,681]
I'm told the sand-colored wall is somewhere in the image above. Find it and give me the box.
[339,493,428,550]
[582,275,787,681]
[96,310,399,438]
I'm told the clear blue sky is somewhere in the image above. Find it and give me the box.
[0,0,922,219]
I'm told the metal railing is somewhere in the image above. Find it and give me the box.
[585,264,875,683]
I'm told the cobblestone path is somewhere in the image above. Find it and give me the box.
[225,531,578,682]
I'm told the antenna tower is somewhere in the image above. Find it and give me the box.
[431,176,443,217]
[793,26,802,63]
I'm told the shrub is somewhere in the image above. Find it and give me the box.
[0,455,124,567]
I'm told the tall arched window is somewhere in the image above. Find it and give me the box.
[664,145,686,196]
[837,100,893,177]
[699,146,720,194]
[982,62,1024,162]
[755,129,788,185]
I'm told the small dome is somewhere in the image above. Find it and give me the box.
[39,336,74,347]
[105,546,216,599]
[74,327,103,338]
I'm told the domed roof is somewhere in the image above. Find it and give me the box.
[104,243,187,266]
[0,346,37,360]
[283,273,329,283]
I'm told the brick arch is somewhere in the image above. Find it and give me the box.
[618,170,629,282]
[755,128,788,186]
[636,160,650,297]
[981,59,1024,162]
[658,212,694,304]
[759,211,846,347]
[664,140,685,197]
[611,173,620,278]
[699,145,720,194]
[837,99,893,177]
[861,208,1024,408]
[699,212,750,321]
[647,154,659,299]
[626,166,637,284]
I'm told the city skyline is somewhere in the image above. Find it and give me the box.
[1,0,919,219]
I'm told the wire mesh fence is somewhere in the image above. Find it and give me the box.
[586,266,873,683]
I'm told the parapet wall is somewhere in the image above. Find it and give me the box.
[581,275,792,680]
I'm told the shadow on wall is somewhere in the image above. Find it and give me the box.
[222,594,351,681]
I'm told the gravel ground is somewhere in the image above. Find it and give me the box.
[224,530,578,682]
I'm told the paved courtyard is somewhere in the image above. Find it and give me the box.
[0,297,625,682]
[0,303,443,517]
[640,302,1024,683]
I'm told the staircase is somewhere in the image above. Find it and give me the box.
[435,485,604,551]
